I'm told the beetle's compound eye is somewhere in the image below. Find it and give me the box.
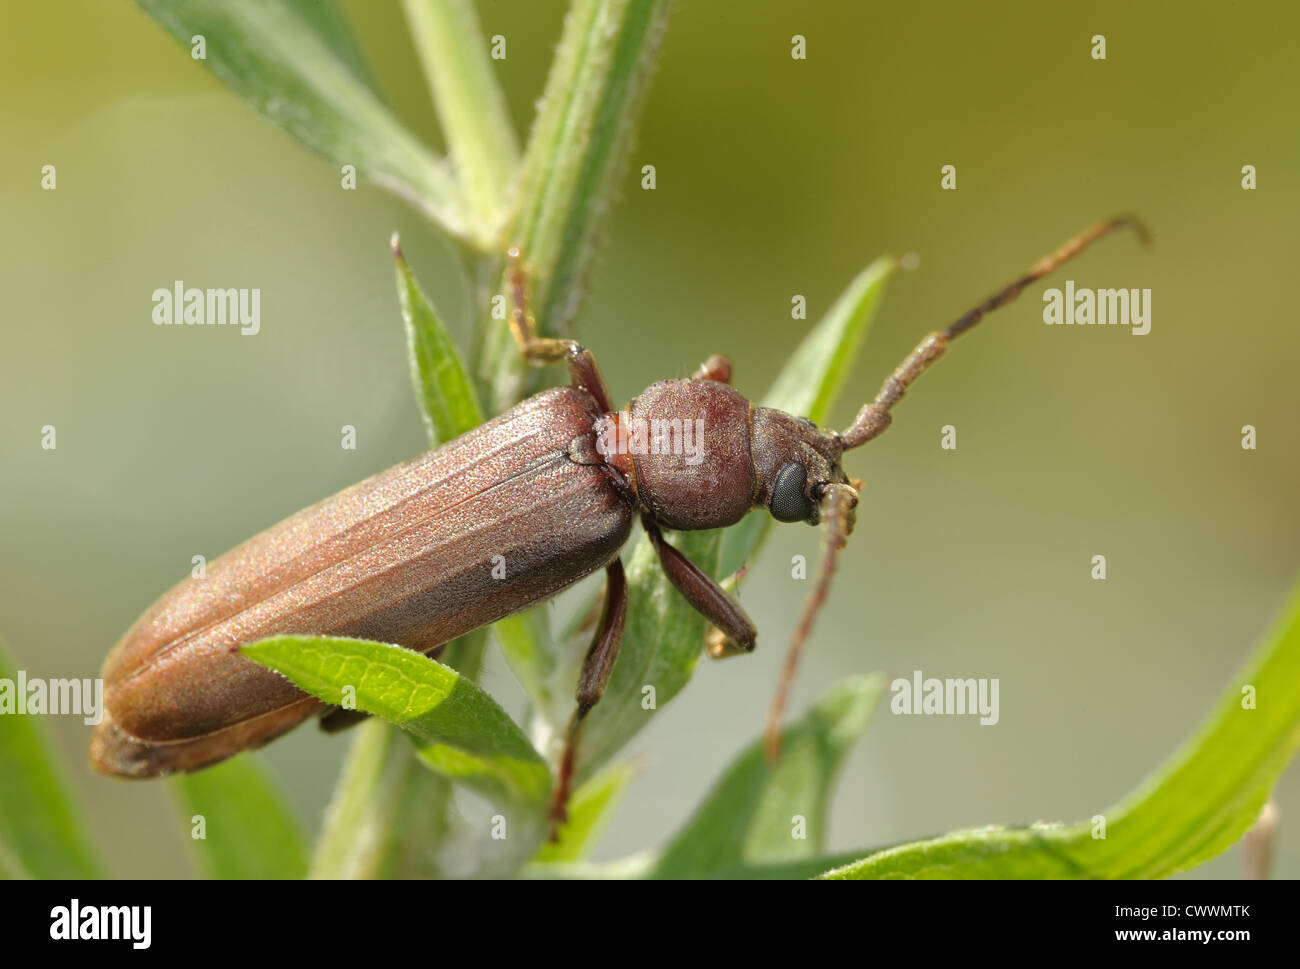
[769,461,813,523]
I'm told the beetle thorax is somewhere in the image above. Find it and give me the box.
[596,379,755,531]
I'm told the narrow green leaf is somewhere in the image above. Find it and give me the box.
[173,755,308,879]
[403,0,520,227]
[393,235,484,446]
[533,762,636,865]
[763,256,902,424]
[819,825,1088,880]
[823,576,1300,879]
[134,0,480,246]
[0,650,104,879]
[649,675,885,878]
[285,0,376,89]
[480,0,675,409]
[242,636,550,811]
[1092,575,1300,878]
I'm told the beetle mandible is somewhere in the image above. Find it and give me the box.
[90,217,1146,821]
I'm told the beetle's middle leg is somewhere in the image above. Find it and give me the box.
[551,557,628,829]
[642,515,757,659]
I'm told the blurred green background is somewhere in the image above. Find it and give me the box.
[3,1,1298,879]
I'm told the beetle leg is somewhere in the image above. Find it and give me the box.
[504,246,572,363]
[691,353,732,384]
[642,515,757,657]
[551,557,629,831]
[563,345,617,413]
[505,247,617,412]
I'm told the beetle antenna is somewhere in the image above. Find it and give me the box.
[765,481,859,760]
[839,216,1149,450]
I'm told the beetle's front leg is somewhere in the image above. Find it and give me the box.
[505,248,616,412]
[551,557,628,830]
[504,246,573,365]
[642,515,757,658]
[562,344,616,413]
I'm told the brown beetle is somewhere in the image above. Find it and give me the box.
[91,218,1146,819]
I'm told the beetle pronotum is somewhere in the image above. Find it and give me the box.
[90,217,1146,822]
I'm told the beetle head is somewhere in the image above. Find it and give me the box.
[750,407,856,527]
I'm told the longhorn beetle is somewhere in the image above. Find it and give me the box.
[91,217,1146,822]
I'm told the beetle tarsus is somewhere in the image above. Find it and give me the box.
[505,245,581,366]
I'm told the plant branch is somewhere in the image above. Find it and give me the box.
[402,0,520,231]
[478,0,675,411]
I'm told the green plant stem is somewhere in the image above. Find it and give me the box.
[402,0,520,229]
[479,0,675,411]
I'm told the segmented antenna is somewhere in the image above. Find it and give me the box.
[765,216,1149,758]
[840,217,1149,451]
[765,481,858,759]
